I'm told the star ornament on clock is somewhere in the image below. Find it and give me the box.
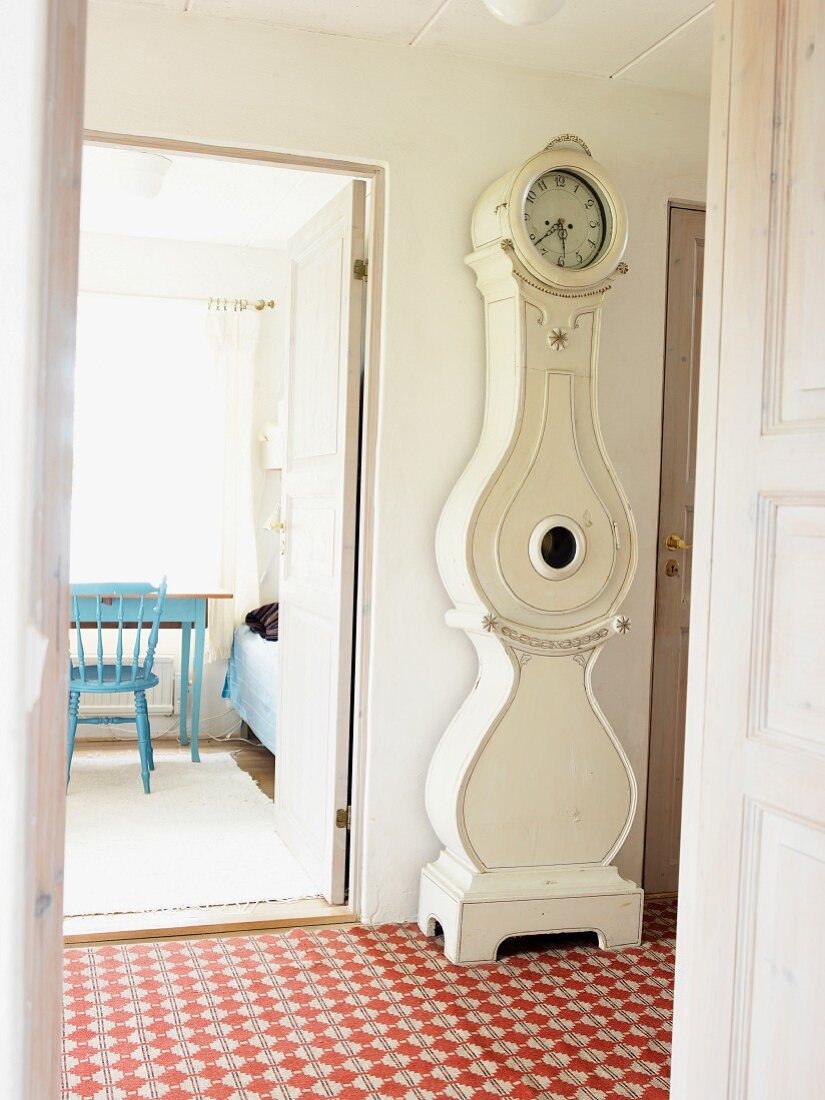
[549,328,569,352]
[615,615,631,635]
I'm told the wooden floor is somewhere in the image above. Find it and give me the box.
[64,736,351,946]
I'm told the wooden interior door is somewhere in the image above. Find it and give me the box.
[274,180,365,906]
[644,205,704,894]
[671,0,825,1094]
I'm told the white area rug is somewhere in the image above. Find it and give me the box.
[64,750,317,916]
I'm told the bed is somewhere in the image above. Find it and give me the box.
[222,624,279,755]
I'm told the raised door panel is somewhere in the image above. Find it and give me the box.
[276,605,336,867]
[732,806,825,1097]
[282,495,338,595]
[763,0,825,431]
[751,494,825,756]
[288,232,344,463]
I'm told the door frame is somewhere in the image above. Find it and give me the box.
[643,198,706,895]
[81,128,386,926]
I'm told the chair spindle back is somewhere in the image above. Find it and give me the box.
[70,579,168,686]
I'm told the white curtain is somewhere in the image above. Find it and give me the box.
[207,308,262,659]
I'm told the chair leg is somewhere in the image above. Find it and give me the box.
[67,692,79,786]
[135,691,151,794]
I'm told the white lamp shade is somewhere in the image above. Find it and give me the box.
[481,0,566,26]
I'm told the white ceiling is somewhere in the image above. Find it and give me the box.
[95,0,714,98]
[80,144,352,248]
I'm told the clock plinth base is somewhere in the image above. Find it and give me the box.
[419,852,643,965]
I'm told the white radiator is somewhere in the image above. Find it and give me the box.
[71,654,176,717]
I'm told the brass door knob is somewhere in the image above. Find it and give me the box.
[665,533,692,551]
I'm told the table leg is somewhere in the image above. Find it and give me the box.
[179,623,191,746]
[191,601,206,763]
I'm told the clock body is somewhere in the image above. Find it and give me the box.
[418,138,642,964]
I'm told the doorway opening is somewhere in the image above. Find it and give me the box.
[63,135,382,942]
[643,201,706,896]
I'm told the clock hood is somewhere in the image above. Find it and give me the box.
[470,138,628,292]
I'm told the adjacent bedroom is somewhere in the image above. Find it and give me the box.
[64,139,367,940]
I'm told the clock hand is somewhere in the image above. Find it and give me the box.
[534,221,559,247]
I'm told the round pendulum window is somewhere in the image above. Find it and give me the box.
[540,525,578,570]
[529,515,586,580]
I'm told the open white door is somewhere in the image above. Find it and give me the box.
[274,180,366,905]
[672,0,825,1095]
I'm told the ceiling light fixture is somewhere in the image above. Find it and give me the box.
[480,0,566,26]
[117,151,172,199]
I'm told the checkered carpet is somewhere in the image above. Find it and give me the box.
[63,899,676,1099]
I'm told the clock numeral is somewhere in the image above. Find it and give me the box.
[588,239,597,248]
[529,232,536,240]
[555,175,566,187]
[575,252,583,264]
[526,190,536,203]
[557,257,565,267]
[572,184,580,193]
[585,199,595,208]
[537,178,547,192]
[589,220,600,229]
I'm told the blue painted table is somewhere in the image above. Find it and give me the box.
[71,590,233,763]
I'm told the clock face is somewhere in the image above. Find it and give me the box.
[523,170,610,270]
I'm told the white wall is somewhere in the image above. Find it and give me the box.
[84,4,710,921]
[76,231,288,735]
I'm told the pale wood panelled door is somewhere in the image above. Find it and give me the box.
[644,206,704,893]
[274,181,366,906]
[672,0,825,1095]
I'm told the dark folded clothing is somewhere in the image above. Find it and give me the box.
[245,602,279,641]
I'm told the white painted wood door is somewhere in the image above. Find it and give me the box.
[671,1,825,1095]
[274,180,365,905]
[644,206,704,893]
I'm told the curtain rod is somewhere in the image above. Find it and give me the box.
[208,298,276,312]
[78,288,276,311]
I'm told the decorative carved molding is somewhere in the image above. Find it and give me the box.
[500,625,610,651]
[497,238,619,300]
[512,266,614,300]
[544,133,593,157]
[615,616,631,635]
[549,328,569,351]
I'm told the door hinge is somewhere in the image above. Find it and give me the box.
[353,258,368,281]
[336,806,352,830]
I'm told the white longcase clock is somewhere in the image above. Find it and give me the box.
[419,135,642,964]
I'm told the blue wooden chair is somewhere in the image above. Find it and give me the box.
[68,579,168,794]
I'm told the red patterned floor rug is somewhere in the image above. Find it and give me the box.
[63,898,676,1100]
